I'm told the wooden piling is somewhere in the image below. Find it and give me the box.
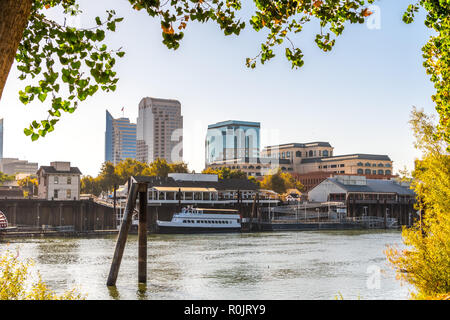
[138,183,148,284]
[250,192,256,231]
[107,180,138,287]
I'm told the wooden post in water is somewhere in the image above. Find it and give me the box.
[113,185,117,228]
[256,193,261,231]
[138,182,148,284]
[250,192,256,232]
[107,179,138,287]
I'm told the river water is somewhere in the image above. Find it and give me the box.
[0,230,413,300]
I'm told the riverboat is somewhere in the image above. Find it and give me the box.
[156,207,241,234]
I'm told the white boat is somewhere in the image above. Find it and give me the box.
[156,207,241,234]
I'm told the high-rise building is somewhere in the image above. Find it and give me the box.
[105,111,114,163]
[104,110,137,165]
[205,120,260,166]
[0,158,38,175]
[137,97,183,164]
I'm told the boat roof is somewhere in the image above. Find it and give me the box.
[153,186,217,192]
[190,208,238,212]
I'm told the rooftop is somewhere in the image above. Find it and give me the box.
[263,142,332,149]
[327,177,414,196]
[133,175,258,191]
[301,154,392,163]
[38,166,82,175]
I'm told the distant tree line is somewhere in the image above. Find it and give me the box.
[80,158,189,196]
[202,167,303,194]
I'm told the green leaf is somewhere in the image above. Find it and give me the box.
[38,92,47,102]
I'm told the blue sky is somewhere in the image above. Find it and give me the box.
[0,0,437,176]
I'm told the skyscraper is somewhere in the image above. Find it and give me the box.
[105,111,113,163]
[205,120,260,166]
[104,110,137,165]
[137,97,183,164]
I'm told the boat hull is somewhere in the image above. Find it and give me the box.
[156,225,241,234]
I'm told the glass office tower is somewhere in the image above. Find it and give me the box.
[205,120,260,165]
[105,110,137,165]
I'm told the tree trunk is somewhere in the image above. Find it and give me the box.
[0,0,32,100]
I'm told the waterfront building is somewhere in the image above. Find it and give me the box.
[308,175,416,224]
[205,120,260,166]
[105,110,137,165]
[0,158,38,175]
[137,97,183,164]
[37,161,82,200]
[297,153,393,175]
[139,173,275,204]
[261,142,334,162]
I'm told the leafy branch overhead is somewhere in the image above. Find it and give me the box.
[15,0,377,140]
[18,1,124,141]
[246,0,375,69]
[402,1,450,150]
[12,0,449,147]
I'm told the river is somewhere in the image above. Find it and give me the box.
[0,230,412,300]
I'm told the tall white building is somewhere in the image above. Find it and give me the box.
[137,97,183,164]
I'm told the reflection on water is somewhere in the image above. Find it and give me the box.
[0,230,412,300]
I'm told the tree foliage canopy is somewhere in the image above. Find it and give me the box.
[0,250,85,300]
[385,108,450,300]
[81,158,189,195]
[403,1,450,149]
[259,168,303,194]
[10,0,378,140]
[202,166,248,180]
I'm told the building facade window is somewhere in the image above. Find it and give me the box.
[53,189,58,199]
[357,162,363,166]
[67,189,71,199]
[365,169,371,174]
[296,151,301,157]
[357,169,364,174]
[309,150,313,157]
[54,176,59,184]
[365,162,371,167]
[386,170,391,175]
[323,150,329,157]
[67,177,71,184]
